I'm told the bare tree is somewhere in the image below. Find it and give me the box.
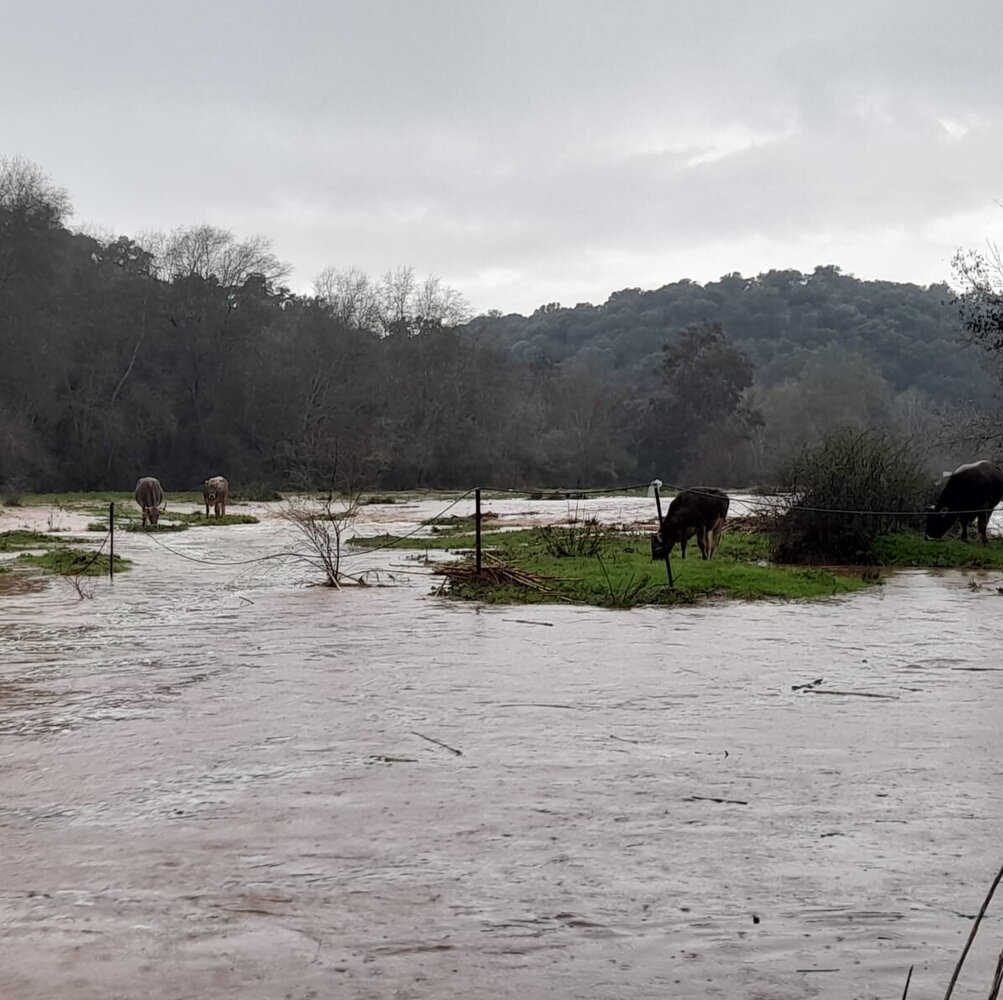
[279,490,364,588]
[0,156,71,225]
[145,224,291,289]
[313,264,471,335]
[313,265,381,329]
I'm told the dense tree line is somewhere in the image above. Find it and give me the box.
[0,158,995,494]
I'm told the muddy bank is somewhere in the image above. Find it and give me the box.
[1,498,1001,999]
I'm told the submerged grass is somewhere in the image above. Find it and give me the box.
[15,549,131,576]
[0,530,90,551]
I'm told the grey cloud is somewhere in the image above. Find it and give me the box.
[3,0,1002,314]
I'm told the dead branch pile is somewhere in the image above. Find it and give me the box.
[431,552,560,593]
[726,512,775,534]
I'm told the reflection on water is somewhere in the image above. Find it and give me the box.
[1,498,1002,1000]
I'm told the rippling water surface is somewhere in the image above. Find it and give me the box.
[1,496,1002,999]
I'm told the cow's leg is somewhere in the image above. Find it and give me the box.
[679,537,687,559]
[978,511,990,544]
[708,526,720,558]
[697,527,709,559]
[960,518,970,542]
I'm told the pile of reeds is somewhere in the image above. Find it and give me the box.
[431,553,559,593]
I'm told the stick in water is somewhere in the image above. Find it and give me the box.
[411,731,463,756]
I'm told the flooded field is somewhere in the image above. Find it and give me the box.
[2,495,1002,999]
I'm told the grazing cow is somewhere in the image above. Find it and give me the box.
[134,477,165,527]
[926,461,1003,543]
[202,476,229,517]
[651,487,730,560]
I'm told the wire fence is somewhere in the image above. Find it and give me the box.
[56,478,994,576]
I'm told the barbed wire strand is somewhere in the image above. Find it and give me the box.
[652,482,988,518]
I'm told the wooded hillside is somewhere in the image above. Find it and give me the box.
[0,158,994,493]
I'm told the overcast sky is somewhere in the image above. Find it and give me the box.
[3,0,1001,315]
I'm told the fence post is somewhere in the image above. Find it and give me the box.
[109,501,115,581]
[653,483,674,587]
[475,488,482,575]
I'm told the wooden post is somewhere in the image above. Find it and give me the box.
[653,484,674,587]
[108,501,115,581]
[475,488,482,575]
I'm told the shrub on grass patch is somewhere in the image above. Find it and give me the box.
[771,429,930,564]
[535,516,609,558]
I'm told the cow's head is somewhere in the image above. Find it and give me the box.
[650,532,667,561]
[925,505,954,540]
[204,480,218,503]
[145,505,161,526]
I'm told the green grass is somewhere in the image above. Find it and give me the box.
[359,526,872,607]
[15,549,130,576]
[352,527,536,551]
[84,510,259,532]
[0,530,130,577]
[870,532,1003,569]
[141,511,259,526]
[0,530,90,551]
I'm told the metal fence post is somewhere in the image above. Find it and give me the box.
[475,488,482,574]
[653,483,674,587]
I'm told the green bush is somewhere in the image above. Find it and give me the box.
[771,429,930,564]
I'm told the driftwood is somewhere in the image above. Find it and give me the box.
[410,731,463,756]
[431,552,561,594]
[804,689,899,700]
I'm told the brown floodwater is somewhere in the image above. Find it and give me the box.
[1,496,1002,999]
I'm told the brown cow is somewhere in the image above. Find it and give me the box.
[651,487,730,560]
[202,476,229,517]
[134,477,165,527]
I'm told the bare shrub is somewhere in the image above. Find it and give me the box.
[59,574,95,600]
[771,429,930,564]
[280,492,362,587]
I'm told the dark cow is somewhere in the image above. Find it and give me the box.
[202,475,229,517]
[134,476,165,527]
[651,487,730,560]
[926,460,1003,543]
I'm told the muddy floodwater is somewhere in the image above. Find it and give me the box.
[2,496,1002,999]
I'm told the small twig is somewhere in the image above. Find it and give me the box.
[804,689,899,700]
[943,862,1003,1000]
[502,619,555,627]
[792,677,824,691]
[684,794,748,806]
[410,731,463,756]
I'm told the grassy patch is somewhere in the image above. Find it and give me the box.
[0,530,90,551]
[351,528,534,551]
[122,522,191,533]
[147,511,259,526]
[366,525,871,607]
[870,532,1003,570]
[96,510,260,533]
[420,513,504,535]
[15,549,130,576]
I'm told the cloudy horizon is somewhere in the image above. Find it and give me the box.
[4,0,1002,316]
